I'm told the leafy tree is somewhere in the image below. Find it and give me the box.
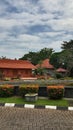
[61,40,73,50]
[19,40,73,77]
[38,48,53,60]
[19,48,53,65]
[19,51,40,65]
[50,52,62,68]
[61,40,73,77]
[50,39,73,77]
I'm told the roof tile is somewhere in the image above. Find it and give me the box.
[0,59,36,69]
[36,59,54,69]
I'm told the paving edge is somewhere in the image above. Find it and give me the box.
[0,103,73,111]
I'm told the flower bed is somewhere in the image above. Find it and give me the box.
[19,84,39,97]
[47,85,64,99]
[0,84,14,97]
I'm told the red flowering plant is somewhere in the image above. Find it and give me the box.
[19,84,39,97]
[0,84,14,97]
[47,85,64,99]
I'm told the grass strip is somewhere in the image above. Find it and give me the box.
[0,96,69,106]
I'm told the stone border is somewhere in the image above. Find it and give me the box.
[0,103,73,111]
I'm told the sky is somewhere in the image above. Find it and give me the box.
[0,0,73,59]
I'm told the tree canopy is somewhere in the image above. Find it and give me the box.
[61,40,73,76]
[61,40,73,50]
[50,40,73,77]
[19,40,73,77]
[19,48,54,65]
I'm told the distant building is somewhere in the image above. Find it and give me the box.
[56,68,67,73]
[36,59,54,78]
[36,59,54,69]
[0,59,36,79]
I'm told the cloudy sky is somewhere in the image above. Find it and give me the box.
[0,0,73,59]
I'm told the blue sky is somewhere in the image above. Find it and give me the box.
[0,0,73,59]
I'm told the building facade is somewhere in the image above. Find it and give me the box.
[0,59,36,79]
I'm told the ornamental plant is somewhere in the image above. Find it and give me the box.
[19,84,39,97]
[47,85,64,99]
[0,84,14,97]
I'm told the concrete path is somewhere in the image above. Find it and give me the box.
[0,107,73,130]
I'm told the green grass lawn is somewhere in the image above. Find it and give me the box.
[0,96,69,106]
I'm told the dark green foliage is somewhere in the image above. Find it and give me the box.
[61,40,73,50]
[19,48,53,65]
[61,40,73,77]
[47,86,64,99]
[19,84,27,97]
[56,73,64,79]
[0,85,14,97]
[19,40,73,77]
[50,40,73,77]
[19,84,39,97]
[50,52,61,68]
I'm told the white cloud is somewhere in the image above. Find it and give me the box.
[0,32,8,39]
[0,0,73,58]
[18,34,40,42]
[38,0,64,12]
[48,18,73,31]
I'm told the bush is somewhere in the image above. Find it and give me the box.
[47,85,64,99]
[0,84,14,97]
[19,84,39,97]
[56,73,63,79]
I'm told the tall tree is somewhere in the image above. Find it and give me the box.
[61,40,73,50]
[50,52,61,68]
[50,42,73,77]
[19,48,54,65]
[61,40,73,76]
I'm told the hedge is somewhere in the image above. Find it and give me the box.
[19,84,39,97]
[0,84,14,97]
[47,85,64,99]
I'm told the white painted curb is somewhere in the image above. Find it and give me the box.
[5,103,15,107]
[1,103,73,111]
[45,105,57,109]
[24,104,35,108]
[68,107,73,111]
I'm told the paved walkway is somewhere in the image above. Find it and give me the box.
[0,107,73,130]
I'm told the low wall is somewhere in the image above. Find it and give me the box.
[0,79,73,85]
[64,86,73,98]
[0,80,73,98]
[38,87,48,97]
[13,85,73,98]
[38,86,73,98]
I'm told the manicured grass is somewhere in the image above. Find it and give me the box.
[37,98,68,106]
[0,96,25,104]
[0,96,69,106]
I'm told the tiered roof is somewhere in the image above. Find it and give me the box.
[0,59,36,69]
[36,59,54,69]
[56,68,67,72]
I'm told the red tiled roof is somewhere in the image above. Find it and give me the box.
[56,68,67,72]
[36,59,54,69]
[0,59,36,69]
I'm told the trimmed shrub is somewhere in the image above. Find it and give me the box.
[19,84,39,97]
[0,84,14,97]
[47,85,64,99]
[56,73,63,79]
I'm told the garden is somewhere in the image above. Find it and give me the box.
[0,83,71,107]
